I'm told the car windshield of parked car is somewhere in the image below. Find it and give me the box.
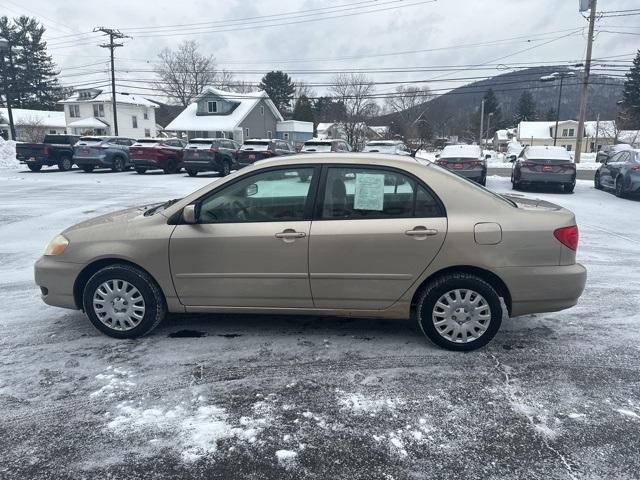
[198,168,314,223]
[240,141,270,151]
[303,142,332,152]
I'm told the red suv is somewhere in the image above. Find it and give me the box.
[130,138,187,174]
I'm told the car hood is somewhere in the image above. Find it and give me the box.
[501,194,563,211]
[63,203,160,234]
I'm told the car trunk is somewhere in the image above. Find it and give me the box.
[521,157,575,174]
[238,142,272,163]
[184,141,217,162]
[437,157,484,170]
[131,140,161,159]
[75,138,108,158]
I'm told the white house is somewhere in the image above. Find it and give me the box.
[516,120,617,153]
[58,88,158,138]
[275,120,314,144]
[165,87,283,143]
[0,107,66,141]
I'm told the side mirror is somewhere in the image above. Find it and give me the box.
[485,154,491,160]
[508,155,517,162]
[435,153,440,158]
[182,204,197,224]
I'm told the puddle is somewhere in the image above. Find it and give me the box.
[168,330,207,338]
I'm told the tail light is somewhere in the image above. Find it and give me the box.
[43,146,49,156]
[263,149,274,156]
[100,143,110,149]
[210,146,219,153]
[554,225,579,251]
[468,161,483,168]
[436,160,448,166]
[630,165,640,172]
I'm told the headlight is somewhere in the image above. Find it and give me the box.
[44,234,69,256]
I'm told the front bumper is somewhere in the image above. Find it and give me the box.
[497,263,587,317]
[34,256,84,310]
[519,170,575,184]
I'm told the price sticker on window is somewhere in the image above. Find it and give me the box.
[353,173,385,211]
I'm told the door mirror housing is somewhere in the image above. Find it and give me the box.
[183,204,197,224]
[508,155,517,162]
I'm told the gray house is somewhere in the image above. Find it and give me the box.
[165,87,283,142]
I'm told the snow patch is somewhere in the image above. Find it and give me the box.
[275,449,298,466]
[337,391,405,413]
[616,409,639,419]
[0,138,18,169]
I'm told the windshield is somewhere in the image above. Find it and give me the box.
[241,142,270,151]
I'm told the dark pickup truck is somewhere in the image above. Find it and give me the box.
[15,134,80,171]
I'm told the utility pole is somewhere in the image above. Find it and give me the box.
[478,99,485,147]
[594,112,600,153]
[94,27,130,136]
[575,0,597,163]
[0,38,16,140]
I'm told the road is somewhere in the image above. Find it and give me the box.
[0,167,638,479]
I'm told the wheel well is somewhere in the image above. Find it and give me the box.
[73,258,162,310]
[411,266,512,316]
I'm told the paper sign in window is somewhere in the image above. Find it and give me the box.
[353,173,385,211]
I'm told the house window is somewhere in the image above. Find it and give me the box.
[143,109,148,120]
[144,128,151,137]
[93,104,104,118]
[207,101,218,113]
[568,128,575,136]
[132,115,138,128]
[565,145,572,151]
[267,130,272,138]
[49,130,56,134]
[245,127,250,138]
[283,132,290,140]
[562,128,568,137]
[69,105,80,118]
[260,106,264,116]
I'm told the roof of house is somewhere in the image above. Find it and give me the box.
[517,121,555,140]
[494,129,510,141]
[165,88,282,132]
[369,125,390,136]
[440,144,482,159]
[59,90,157,108]
[0,108,66,128]
[67,117,110,129]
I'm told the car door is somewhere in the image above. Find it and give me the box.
[170,165,320,307]
[602,152,623,187]
[308,165,447,310]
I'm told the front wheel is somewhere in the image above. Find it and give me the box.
[594,172,603,190]
[615,176,626,198]
[27,164,42,172]
[82,264,166,339]
[58,156,73,171]
[187,169,198,177]
[135,167,147,175]
[415,273,503,351]
[219,160,231,177]
[112,157,125,172]
[81,165,94,173]
[164,159,179,174]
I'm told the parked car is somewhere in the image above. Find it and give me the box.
[130,138,187,174]
[511,146,576,193]
[594,148,640,198]
[435,144,487,185]
[595,143,633,164]
[236,139,294,168]
[182,138,240,177]
[301,139,352,153]
[73,136,137,173]
[35,153,586,351]
[15,134,80,172]
[362,140,411,156]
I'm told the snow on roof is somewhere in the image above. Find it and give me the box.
[618,130,640,145]
[0,108,66,128]
[495,129,509,141]
[523,145,572,160]
[59,90,157,108]
[584,120,616,137]
[165,87,282,132]
[369,125,389,136]
[276,120,313,133]
[517,121,554,140]
[67,117,110,129]
[440,144,482,159]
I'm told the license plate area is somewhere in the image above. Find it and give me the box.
[542,165,553,172]
[249,154,256,160]
[453,163,463,170]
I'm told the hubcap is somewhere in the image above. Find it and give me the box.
[432,289,491,343]
[92,279,145,331]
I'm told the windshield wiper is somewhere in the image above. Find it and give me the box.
[144,198,181,216]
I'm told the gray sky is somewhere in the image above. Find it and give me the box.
[4,0,639,102]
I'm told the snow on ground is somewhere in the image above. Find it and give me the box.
[1,166,640,478]
[0,138,18,168]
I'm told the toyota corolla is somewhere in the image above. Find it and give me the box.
[35,154,586,351]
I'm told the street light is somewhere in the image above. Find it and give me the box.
[540,71,576,146]
[486,112,494,149]
[0,37,16,141]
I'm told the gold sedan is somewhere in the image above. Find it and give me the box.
[35,154,586,351]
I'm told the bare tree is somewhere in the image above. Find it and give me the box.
[16,116,47,143]
[329,73,377,150]
[385,85,431,140]
[295,80,316,101]
[154,40,218,106]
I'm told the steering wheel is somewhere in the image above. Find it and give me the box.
[232,200,250,221]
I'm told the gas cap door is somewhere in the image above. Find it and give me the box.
[474,222,502,245]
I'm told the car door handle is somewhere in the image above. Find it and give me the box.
[405,227,438,237]
[275,230,306,239]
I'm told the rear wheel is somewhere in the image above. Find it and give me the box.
[563,182,575,193]
[479,175,487,187]
[58,156,73,171]
[111,157,125,172]
[135,167,147,175]
[81,165,94,173]
[615,176,626,198]
[82,264,166,339]
[415,273,503,351]
[219,160,231,177]
[27,164,42,172]
[187,169,198,177]
[594,172,603,190]
[164,159,179,174]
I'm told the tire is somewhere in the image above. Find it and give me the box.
[57,156,73,171]
[111,157,125,172]
[415,273,503,351]
[479,176,487,187]
[135,167,147,175]
[219,160,231,177]
[615,176,626,198]
[27,164,42,172]
[81,165,94,173]
[164,159,179,174]
[82,263,166,339]
[563,182,575,194]
[594,172,603,190]
[187,169,198,177]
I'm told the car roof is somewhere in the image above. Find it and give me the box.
[440,144,481,158]
[252,152,421,168]
[366,140,403,145]
[523,145,572,160]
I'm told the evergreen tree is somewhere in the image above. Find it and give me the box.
[0,16,67,110]
[312,96,347,122]
[258,71,295,114]
[620,49,640,129]
[292,94,314,123]
[514,91,537,123]
[543,107,557,121]
[471,88,503,140]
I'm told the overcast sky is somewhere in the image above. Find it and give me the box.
[3,0,639,102]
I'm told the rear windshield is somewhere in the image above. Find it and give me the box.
[303,142,332,152]
[366,142,396,147]
[439,157,480,162]
[241,141,270,151]
[188,139,215,145]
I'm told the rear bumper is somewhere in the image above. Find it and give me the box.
[133,158,163,169]
[34,256,84,310]
[497,263,587,317]
[183,159,223,172]
[73,155,111,167]
[519,170,575,184]
[451,168,486,182]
